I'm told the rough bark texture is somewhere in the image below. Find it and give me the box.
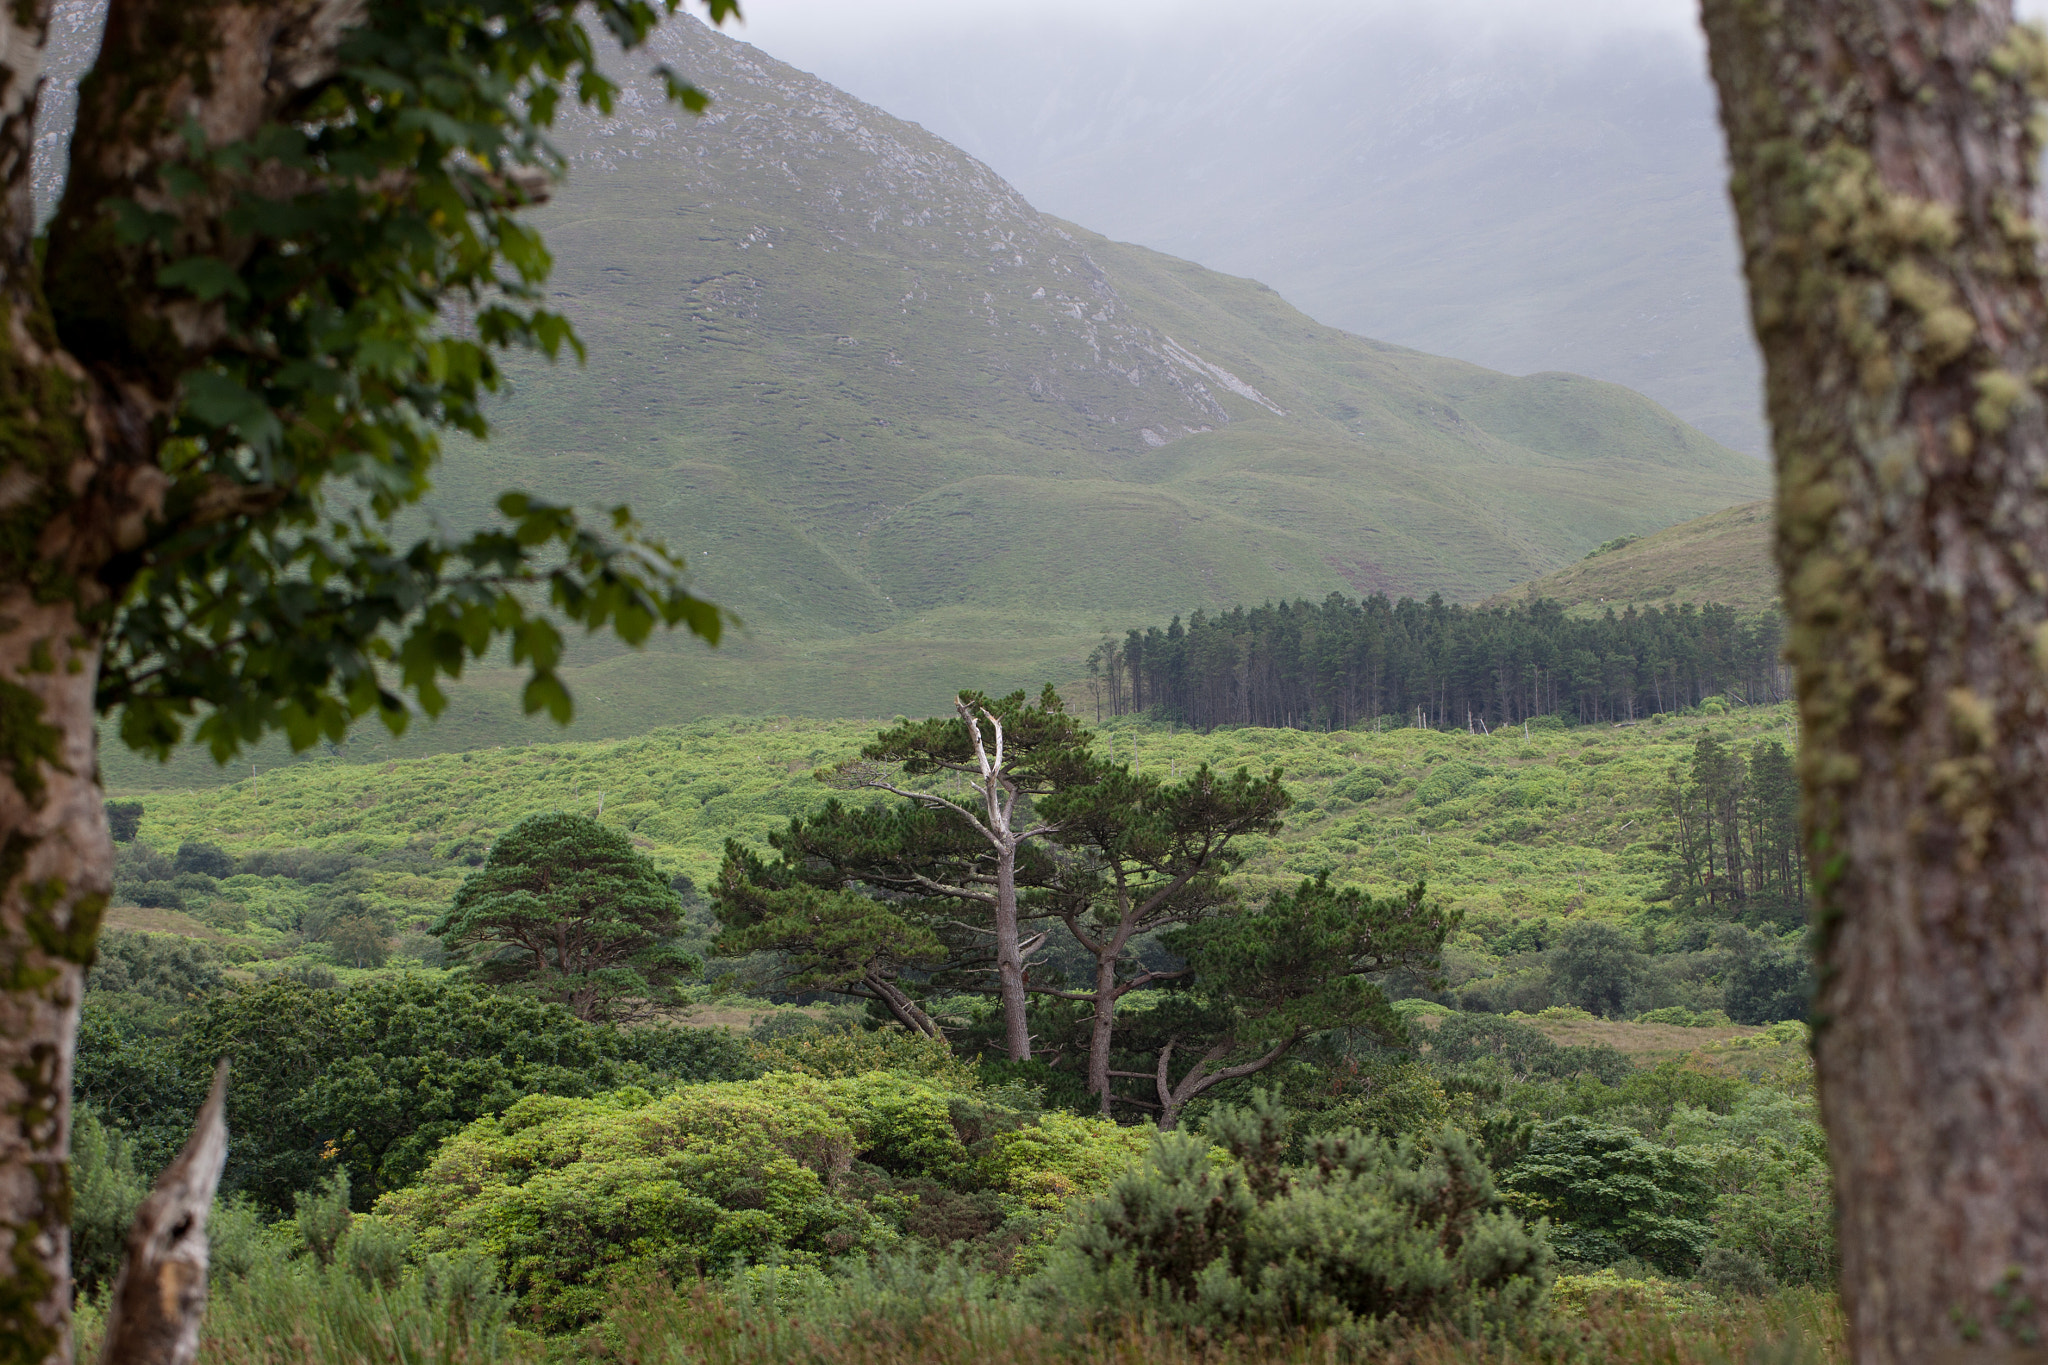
[97,1063,229,1365]
[1702,2,2048,1360]
[0,0,365,1355]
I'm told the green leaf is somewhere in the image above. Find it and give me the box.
[156,256,249,301]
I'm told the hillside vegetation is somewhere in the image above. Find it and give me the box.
[86,701,1834,1362]
[108,704,1803,987]
[254,14,1761,754]
[1486,502,1777,618]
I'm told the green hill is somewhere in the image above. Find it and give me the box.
[1486,500,1778,618]
[108,705,1803,976]
[102,16,1767,788]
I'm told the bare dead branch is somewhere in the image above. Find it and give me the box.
[100,1059,230,1365]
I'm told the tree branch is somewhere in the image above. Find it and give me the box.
[99,1059,231,1365]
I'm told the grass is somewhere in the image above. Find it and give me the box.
[108,702,1803,978]
[74,1276,1844,1365]
[1485,501,1776,619]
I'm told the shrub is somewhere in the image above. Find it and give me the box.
[70,1107,149,1297]
[1412,761,1484,808]
[296,1169,354,1267]
[1425,1014,1559,1078]
[1039,1095,1552,1344]
[85,931,227,1005]
[1635,1007,1733,1027]
[104,801,143,843]
[128,882,185,912]
[174,840,237,879]
[1721,929,1811,1025]
[380,1074,947,1329]
[1550,1266,1715,1316]
[1501,1116,1714,1275]
[753,1026,978,1088]
[1304,1062,1451,1142]
[1425,1014,1632,1086]
[170,977,709,1212]
[1550,922,1646,1018]
[982,1111,1152,1215]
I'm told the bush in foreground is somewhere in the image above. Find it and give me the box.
[378,1069,1147,1330]
[1038,1094,1552,1345]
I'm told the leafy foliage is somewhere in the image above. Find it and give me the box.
[1550,922,1648,1018]
[436,812,695,1019]
[54,0,742,763]
[377,1069,1148,1331]
[103,801,143,843]
[135,976,756,1211]
[1502,1116,1716,1275]
[1042,1095,1552,1342]
[69,1107,150,1299]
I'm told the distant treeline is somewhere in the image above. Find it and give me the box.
[1086,594,1788,732]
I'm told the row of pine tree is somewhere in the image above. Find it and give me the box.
[1089,594,1788,732]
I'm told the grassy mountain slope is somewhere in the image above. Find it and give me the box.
[396,20,1766,725]
[1487,500,1778,617]
[773,15,1767,455]
[90,15,1767,787]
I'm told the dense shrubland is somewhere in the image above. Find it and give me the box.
[74,960,1832,1359]
[79,693,1836,1359]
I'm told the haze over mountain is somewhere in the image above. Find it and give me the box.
[53,9,1770,780]
[729,0,1769,454]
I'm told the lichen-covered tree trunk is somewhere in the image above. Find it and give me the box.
[1702,3,2048,1359]
[0,602,106,1365]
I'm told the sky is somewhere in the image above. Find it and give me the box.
[729,0,1712,50]
[730,0,2048,64]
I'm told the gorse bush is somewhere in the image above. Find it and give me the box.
[1039,1094,1552,1344]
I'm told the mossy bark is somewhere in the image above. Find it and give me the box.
[1703,1,2048,1359]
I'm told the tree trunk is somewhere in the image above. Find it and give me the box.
[991,840,1030,1061]
[1702,3,2048,1359]
[97,1063,230,1365]
[1086,950,1119,1114]
[862,971,942,1039]
[0,604,109,1365]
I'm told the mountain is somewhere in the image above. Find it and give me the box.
[79,13,1769,785]
[735,9,1769,457]
[1485,499,1778,618]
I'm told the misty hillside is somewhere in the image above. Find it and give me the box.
[413,18,1763,701]
[56,11,1769,782]
[758,11,1767,456]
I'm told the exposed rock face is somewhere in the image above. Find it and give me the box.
[540,14,1283,456]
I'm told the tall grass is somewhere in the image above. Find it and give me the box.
[76,1249,536,1365]
[578,1267,1844,1365]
